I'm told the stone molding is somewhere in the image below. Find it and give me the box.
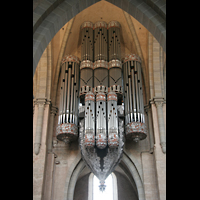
[50,105,58,116]
[150,97,165,107]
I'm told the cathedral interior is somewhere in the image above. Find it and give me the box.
[33,1,166,200]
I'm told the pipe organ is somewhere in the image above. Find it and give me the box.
[56,20,147,190]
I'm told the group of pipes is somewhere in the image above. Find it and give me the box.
[123,55,145,125]
[80,21,122,149]
[58,55,80,126]
[56,20,146,144]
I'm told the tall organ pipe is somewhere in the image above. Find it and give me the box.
[81,22,93,61]
[108,21,121,61]
[80,22,94,102]
[94,21,107,61]
[131,60,136,122]
[84,91,95,148]
[107,91,119,148]
[96,92,107,149]
[127,61,133,122]
[93,21,108,93]
[66,63,71,122]
[134,62,140,122]
[122,54,147,142]
[56,55,80,143]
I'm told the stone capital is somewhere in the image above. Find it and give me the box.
[34,98,47,106]
[144,104,150,113]
[50,105,58,115]
[152,97,164,107]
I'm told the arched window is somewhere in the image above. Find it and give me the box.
[88,173,118,200]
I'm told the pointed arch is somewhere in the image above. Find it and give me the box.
[63,151,146,200]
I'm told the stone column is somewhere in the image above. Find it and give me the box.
[144,104,154,153]
[150,99,166,200]
[34,98,46,155]
[33,99,50,200]
[47,105,58,152]
[153,97,166,153]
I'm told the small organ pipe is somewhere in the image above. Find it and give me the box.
[138,63,145,123]
[63,63,68,123]
[126,62,130,124]
[138,63,142,122]
[66,64,71,122]
[123,63,127,123]
[70,62,75,123]
[131,61,136,122]
[58,63,64,124]
[134,62,140,122]
[100,27,101,59]
[127,61,133,122]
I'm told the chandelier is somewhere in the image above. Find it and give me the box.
[56,21,147,190]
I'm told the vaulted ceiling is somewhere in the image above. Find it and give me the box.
[33,0,166,76]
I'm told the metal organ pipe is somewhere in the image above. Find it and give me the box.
[108,20,123,108]
[84,91,95,148]
[96,92,107,149]
[130,60,137,122]
[80,22,94,101]
[93,21,108,94]
[81,22,93,61]
[108,21,121,61]
[107,91,119,148]
[94,21,107,61]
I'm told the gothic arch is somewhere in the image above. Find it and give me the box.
[121,153,145,200]
[63,152,145,200]
[33,0,166,76]
[63,158,86,200]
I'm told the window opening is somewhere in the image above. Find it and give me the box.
[93,174,113,200]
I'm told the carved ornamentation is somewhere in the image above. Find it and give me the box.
[79,118,124,185]
[56,123,78,143]
[125,122,147,142]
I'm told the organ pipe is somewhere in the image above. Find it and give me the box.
[96,92,107,149]
[108,21,121,61]
[94,21,107,61]
[80,22,94,102]
[107,91,119,148]
[81,22,93,61]
[84,91,95,148]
